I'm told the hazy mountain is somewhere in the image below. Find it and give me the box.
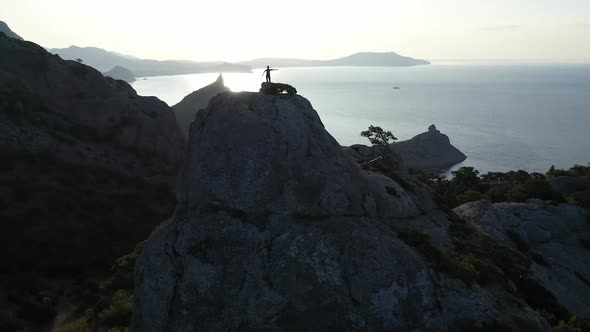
[0,20,22,40]
[104,65,136,83]
[243,51,430,68]
[49,45,252,77]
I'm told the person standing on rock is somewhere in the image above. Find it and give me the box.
[262,66,278,83]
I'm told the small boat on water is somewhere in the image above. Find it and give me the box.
[392,86,400,89]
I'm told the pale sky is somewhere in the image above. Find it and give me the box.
[2,0,590,62]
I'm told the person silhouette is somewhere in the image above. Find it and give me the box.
[262,66,278,83]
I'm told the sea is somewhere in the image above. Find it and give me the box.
[131,64,590,175]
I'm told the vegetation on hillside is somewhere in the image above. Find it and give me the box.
[412,164,590,210]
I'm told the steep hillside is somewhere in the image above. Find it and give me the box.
[0,32,184,329]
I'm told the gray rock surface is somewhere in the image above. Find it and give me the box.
[390,124,467,171]
[133,92,550,331]
[454,200,590,319]
[104,65,136,83]
[173,74,230,138]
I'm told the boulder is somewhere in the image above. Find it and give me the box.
[133,92,550,331]
[454,200,590,319]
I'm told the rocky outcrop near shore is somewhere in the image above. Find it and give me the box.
[454,200,590,320]
[104,65,136,83]
[344,124,466,172]
[133,92,550,331]
[173,74,230,137]
[390,124,466,171]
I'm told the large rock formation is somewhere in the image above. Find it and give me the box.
[0,20,22,40]
[172,74,230,137]
[344,125,466,172]
[133,92,551,331]
[0,31,185,321]
[390,124,467,171]
[104,65,136,83]
[454,200,590,320]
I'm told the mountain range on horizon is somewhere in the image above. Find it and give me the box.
[241,52,430,68]
[2,19,429,79]
[50,45,431,78]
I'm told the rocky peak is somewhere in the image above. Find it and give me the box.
[173,74,230,138]
[133,92,550,331]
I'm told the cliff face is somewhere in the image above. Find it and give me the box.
[0,31,185,307]
[172,74,230,138]
[133,92,550,331]
[454,200,590,320]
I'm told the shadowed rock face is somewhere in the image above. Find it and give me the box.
[454,200,590,320]
[0,33,185,283]
[390,125,467,171]
[133,92,551,332]
[0,34,185,171]
[173,74,230,138]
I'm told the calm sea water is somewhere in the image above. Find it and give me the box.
[131,65,590,174]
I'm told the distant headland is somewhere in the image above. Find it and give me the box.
[241,51,430,68]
